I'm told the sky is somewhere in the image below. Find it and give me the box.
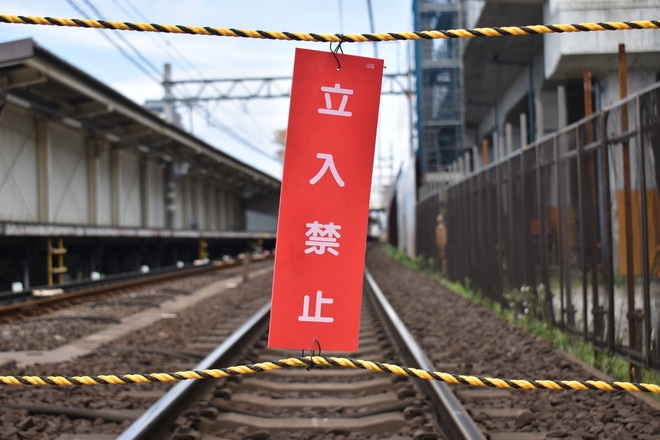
[0,1,416,208]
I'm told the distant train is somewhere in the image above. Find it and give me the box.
[367,209,385,241]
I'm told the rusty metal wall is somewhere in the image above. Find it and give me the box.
[445,82,660,371]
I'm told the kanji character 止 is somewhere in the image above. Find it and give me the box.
[298,290,334,323]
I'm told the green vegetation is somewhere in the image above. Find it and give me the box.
[384,244,660,394]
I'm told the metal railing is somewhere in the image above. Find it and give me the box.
[445,82,660,372]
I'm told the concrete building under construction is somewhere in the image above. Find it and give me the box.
[413,0,660,197]
[405,0,660,371]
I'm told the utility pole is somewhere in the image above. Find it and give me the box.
[366,0,378,59]
[163,63,175,123]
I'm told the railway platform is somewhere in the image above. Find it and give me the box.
[0,38,280,294]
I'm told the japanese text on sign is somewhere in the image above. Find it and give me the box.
[268,48,384,352]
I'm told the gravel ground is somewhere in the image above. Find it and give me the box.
[1,246,660,439]
[0,262,273,439]
[0,265,255,352]
[365,244,660,439]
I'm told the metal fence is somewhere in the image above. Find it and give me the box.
[445,82,660,372]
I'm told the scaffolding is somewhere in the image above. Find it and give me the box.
[413,0,465,175]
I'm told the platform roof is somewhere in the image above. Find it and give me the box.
[0,38,280,195]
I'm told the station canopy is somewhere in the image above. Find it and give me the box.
[0,38,281,196]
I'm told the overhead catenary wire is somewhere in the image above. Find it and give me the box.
[108,0,275,151]
[2,13,656,167]
[62,2,278,163]
[110,0,200,81]
[79,0,161,78]
[63,0,161,83]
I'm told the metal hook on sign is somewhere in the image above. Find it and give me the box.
[301,338,322,371]
[330,40,344,70]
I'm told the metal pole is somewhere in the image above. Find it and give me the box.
[536,141,552,322]
[47,238,53,287]
[495,163,505,299]
[527,59,535,143]
[576,119,588,339]
[520,150,529,285]
[584,70,602,342]
[636,93,651,367]
[366,0,378,59]
[58,238,64,285]
[163,63,175,123]
[619,44,638,368]
[508,156,516,289]
[554,135,566,328]
[600,111,616,353]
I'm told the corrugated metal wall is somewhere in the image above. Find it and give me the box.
[0,108,39,221]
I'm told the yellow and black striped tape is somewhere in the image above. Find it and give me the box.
[1,356,659,393]
[0,14,658,42]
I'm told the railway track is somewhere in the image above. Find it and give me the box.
[0,256,264,322]
[117,269,488,440]
[3,245,659,439]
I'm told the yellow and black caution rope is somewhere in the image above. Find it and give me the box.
[0,16,657,392]
[1,356,659,393]
[0,14,658,42]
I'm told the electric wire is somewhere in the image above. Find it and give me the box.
[64,0,160,83]
[110,0,275,156]
[66,1,279,165]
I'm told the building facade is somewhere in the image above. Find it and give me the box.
[413,0,660,196]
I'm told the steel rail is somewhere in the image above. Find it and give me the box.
[364,268,486,440]
[0,262,236,316]
[0,254,278,310]
[118,267,483,438]
[117,302,271,440]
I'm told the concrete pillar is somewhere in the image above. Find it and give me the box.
[520,113,528,149]
[505,122,513,155]
[464,151,471,173]
[87,139,100,225]
[473,146,480,171]
[182,177,192,229]
[140,158,149,228]
[557,84,568,129]
[493,132,500,161]
[535,96,544,139]
[219,191,228,230]
[36,118,50,222]
[165,163,176,229]
[206,187,215,230]
[481,139,489,166]
[110,147,120,226]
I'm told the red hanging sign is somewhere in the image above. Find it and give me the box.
[268,48,384,352]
